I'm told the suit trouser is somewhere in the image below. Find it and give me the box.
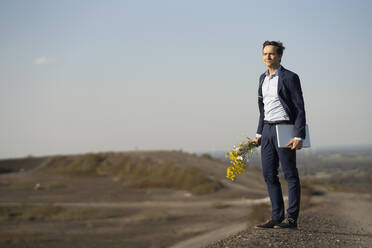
[261,124,301,221]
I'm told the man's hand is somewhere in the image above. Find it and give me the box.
[286,139,302,150]
[252,137,261,147]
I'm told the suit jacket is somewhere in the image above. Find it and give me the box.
[257,66,306,139]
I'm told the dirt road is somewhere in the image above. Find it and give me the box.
[205,190,372,248]
[0,197,273,209]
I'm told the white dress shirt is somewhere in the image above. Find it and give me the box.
[262,66,289,122]
[256,66,301,141]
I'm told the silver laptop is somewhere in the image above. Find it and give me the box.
[276,124,311,148]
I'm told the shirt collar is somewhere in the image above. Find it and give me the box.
[265,65,282,78]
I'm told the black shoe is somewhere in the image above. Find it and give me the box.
[274,217,297,229]
[255,219,282,229]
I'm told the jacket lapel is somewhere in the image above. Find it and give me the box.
[277,66,293,120]
[258,74,265,97]
[277,66,285,96]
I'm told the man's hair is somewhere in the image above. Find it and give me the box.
[262,41,285,56]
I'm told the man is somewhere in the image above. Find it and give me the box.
[252,41,306,229]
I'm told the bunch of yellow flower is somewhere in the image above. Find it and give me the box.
[226,138,258,181]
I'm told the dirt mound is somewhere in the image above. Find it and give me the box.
[0,157,48,173]
[0,150,269,248]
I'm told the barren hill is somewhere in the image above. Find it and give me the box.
[0,150,270,248]
[3,151,367,248]
[0,150,268,201]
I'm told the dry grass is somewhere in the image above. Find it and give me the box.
[246,203,271,224]
[200,153,214,160]
[0,180,10,187]
[301,168,372,195]
[43,182,67,190]
[51,154,104,176]
[210,202,230,209]
[134,209,170,223]
[245,182,318,225]
[319,182,371,194]
[10,181,34,190]
[0,203,132,222]
[119,161,223,195]
[0,231,46,247]
[9,180,66,191]
[47,154,224,195]
[300,182,321,210]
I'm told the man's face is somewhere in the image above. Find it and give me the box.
[263,45,281,68]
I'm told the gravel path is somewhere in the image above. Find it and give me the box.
[205,191,372,248]
[170,223,247,248]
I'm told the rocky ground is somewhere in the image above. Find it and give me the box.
[205,191,372,248]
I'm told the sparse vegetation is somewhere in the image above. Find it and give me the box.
[115,160,217,194]
[47,153,224,195]
[0,231,45,247]
[0,180,10,187]
[8,180,66,191]
[10,180,34,190]
[246,203,271,224]
[0,203,135,222]
[134,209,170,222]
[210,202,230,209]
[300,182,321,210]
[118,160,223,195]
[304,171,372,194]
[200,153,214,160]
[2,148,370,248]
[245,182,318,225]
[43,182,67,190]
[51,154,105,176]
[0,157,47,173]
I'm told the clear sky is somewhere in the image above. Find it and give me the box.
[1,0,371,158]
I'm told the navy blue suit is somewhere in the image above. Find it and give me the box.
[256,66,306,221]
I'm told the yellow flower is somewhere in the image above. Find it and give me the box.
[226,137,258,181]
